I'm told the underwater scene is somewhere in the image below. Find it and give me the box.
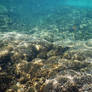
[0,0,92,92]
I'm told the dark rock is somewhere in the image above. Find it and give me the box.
[37,51,47,59]
[74,75,92,88]
[47,46,69,58]
[46,56,60,64]
[0,74,13,92]
[63,51,86,61]
[15,44,39,62]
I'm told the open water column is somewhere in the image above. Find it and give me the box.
[0,0,92,92]
[65,0,92,7]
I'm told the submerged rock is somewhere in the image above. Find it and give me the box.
[41,75,79,92]
[0,32,91,92]
[47,46,69,58]
[0,73,13,92]
[0,5,8,14]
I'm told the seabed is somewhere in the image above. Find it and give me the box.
[0,4,92,92]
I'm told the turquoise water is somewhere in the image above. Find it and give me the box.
[66,0,92,7]
[0,0,92,92]
[0,0,91,40]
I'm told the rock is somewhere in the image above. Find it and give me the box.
[27,87,35,92]
[80,84,92,92]
[0,14,12,30]
[36,42,53,52]
[85,39,92,48]
[41,75,79,92]
[17,88,25,92]
[6,89,15,92]
[86,11,92,18]
[15,44,38,61]
[74,75,92,88]
[0,5,13,31]
[0,49,12,71]
[0,5,8,14]
[63,51,86,61]
[0,74,13,92]
[37,51,47,59]
[47,46,69,58]
[0,50,11,63]
[46,56,60,64]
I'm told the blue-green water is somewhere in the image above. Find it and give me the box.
[0,0,91,40]
[0,0,92,92]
